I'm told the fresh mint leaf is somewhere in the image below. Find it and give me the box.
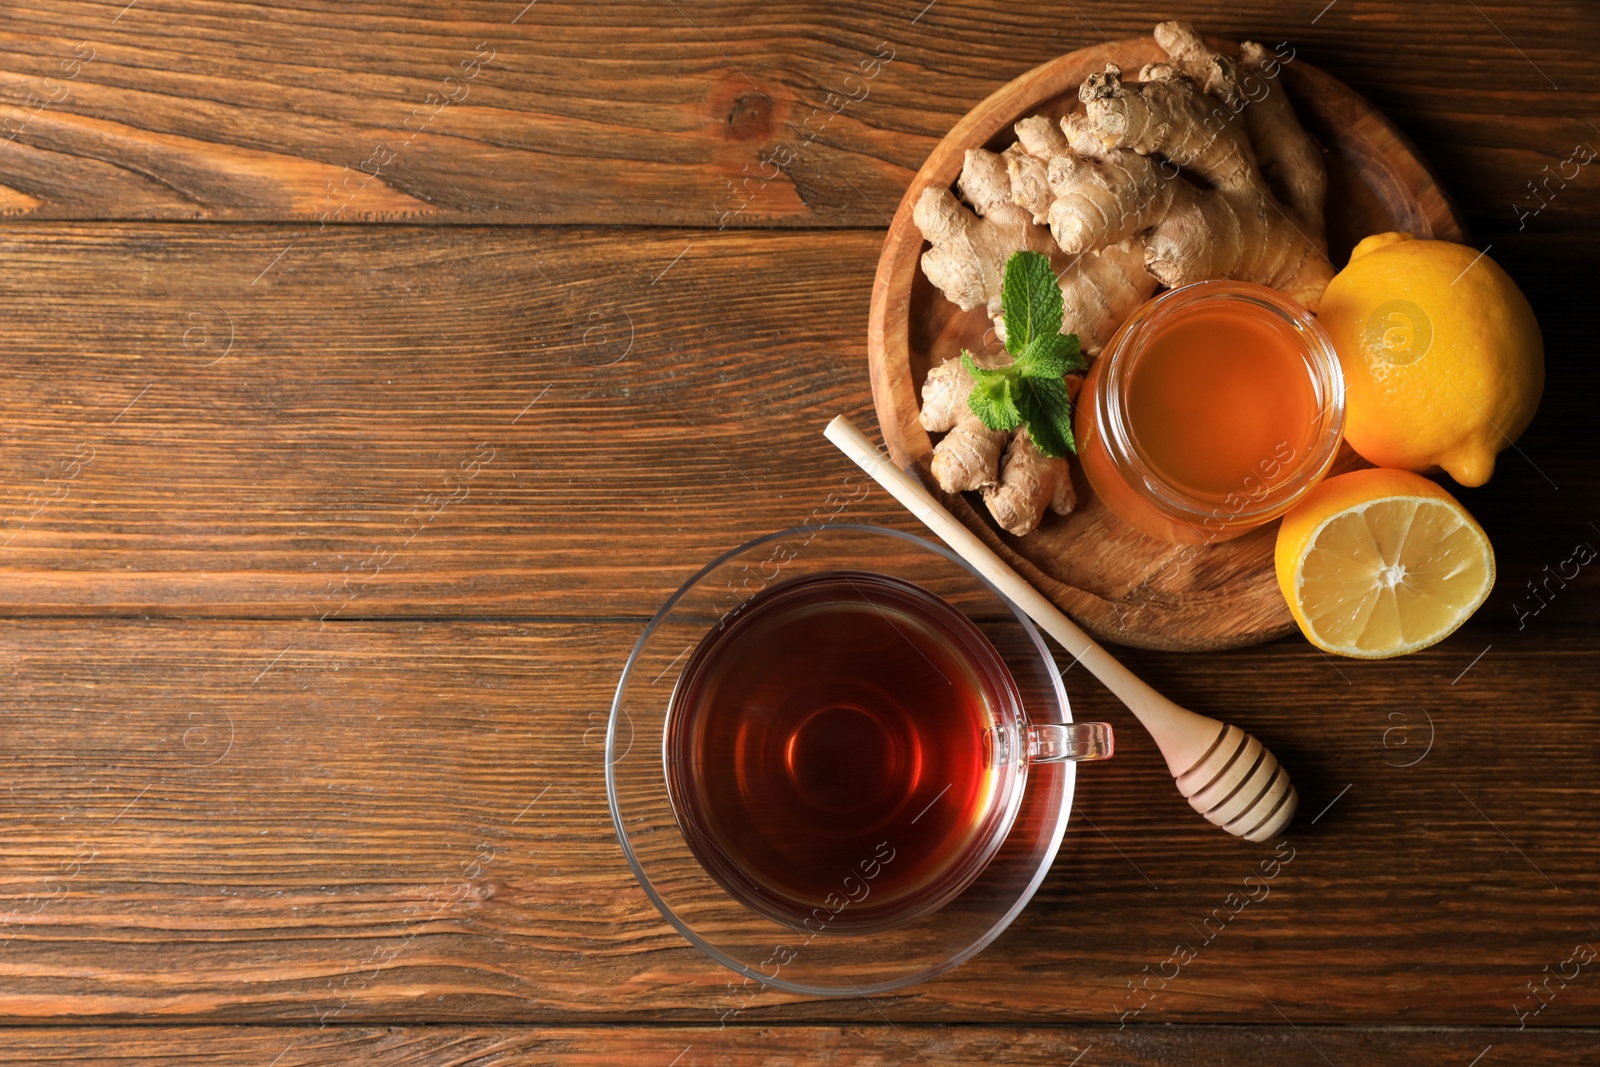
[968,378,1023,433]
[1015,331,1086,380]
[960,350,1003,384]
[962,351,1022,432]
[999,250,1063,351]
[962,254,1082,457]
[1016,375,1077,458]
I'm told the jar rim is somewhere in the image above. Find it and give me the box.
[1092,279,1347,536]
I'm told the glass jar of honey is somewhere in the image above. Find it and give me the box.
[1075,280,1346,546]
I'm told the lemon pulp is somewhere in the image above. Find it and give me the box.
[1276,469,1496,659]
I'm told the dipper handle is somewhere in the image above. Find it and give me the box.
[824,415,1297,840]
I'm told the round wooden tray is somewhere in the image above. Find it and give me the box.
[866,37,1465,651]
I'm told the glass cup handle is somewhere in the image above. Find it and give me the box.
[1027,721,1114,763]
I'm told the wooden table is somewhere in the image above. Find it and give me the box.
[0,2,1595,1063]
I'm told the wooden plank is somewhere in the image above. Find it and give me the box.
[0,224,906,617]
[0,2,1594,228]
[0,1,1590,1054]
[0,224,1591,622]
[0,619,1594,1024]
[0,1024,1589,1065]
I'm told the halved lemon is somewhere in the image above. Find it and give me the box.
[1275,468,1495,659]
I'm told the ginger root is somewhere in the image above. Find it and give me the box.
[982,427,1077,536]
[921,358,1075,536]
[919,356,1006,493]
[915,148,1157,356]
[1078,65,1261,196]
[914,148,1056,321]
[1077,65,1332,307]
[1152,22,1327,236]
[912,21,1332,538]
[1238,40,1327,236]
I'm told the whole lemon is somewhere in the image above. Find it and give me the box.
[1318,233,1543,486]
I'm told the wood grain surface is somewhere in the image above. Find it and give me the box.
[0,2,1594,233]
[0,1025,1591,1065]
[0,621,1595,1025]
[1,0,1597,1062]
[0,225,1589,622]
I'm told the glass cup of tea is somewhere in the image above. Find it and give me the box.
[607,523,1113,995]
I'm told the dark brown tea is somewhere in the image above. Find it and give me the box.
[665,572,1023,933]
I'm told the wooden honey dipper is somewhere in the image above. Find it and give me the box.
[825,415,1297,842]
